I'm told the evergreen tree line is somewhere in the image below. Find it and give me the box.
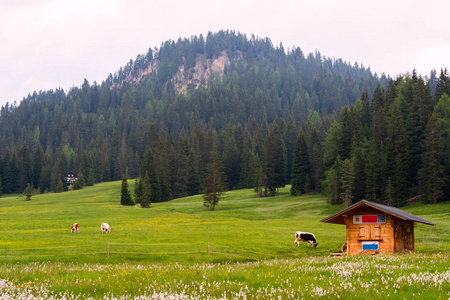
[317,70,450,206]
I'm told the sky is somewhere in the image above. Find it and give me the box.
[1,0,450,108]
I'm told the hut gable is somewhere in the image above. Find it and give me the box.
[66,171,78,187]
[321,200,435,255]
[320,200,436,226]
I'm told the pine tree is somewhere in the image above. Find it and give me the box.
[76,171,86,187]
[172,135,190,198]
[56,180,64,193]
[365,137,385,202]
[203,145,226,211]
[419,94,450,204]
[141,147,162,203]
[308,127,324,190]
[1,149,13,194]
[262,124,286,196]
[33,145,45,189]
[385,177,394,206]
[87,168,95,186]
[341,158,354,206]
[434,68,450,102]
[386,103,408,205]
[338,106,353,160]
[72,177,83,190]
[323,155,343,203]
[23,183,34,201]
[120,176,134,206]
[221,126,241,190]
[290,130,311,195]
[134,178,143,204]
[141,172,151,208]
[38,165,51,193]
[351,146,366,203]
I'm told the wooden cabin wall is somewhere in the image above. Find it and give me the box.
[345,210,396,255]
[394,220,415,252]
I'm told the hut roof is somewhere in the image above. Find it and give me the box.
[320,200,436,226]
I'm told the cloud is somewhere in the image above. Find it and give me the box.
[1,0,450,107]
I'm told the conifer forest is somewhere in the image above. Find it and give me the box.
[0,30,449,206]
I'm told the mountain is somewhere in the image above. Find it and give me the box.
[1,30,448,206]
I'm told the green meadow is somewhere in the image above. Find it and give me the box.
[0,181,449,299]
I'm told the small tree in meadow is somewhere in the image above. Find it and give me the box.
[23,183,34,201]
[72,178,83,190]
[121,176,134,206]
[56,180,64,193]
[203,146,226,211]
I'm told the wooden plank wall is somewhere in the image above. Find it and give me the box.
[345,211,397,255]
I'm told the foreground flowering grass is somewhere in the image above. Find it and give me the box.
[0,252,448,299]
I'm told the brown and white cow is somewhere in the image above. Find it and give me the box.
[101,223,111,233]
[294,231,318,248]
[71,223,79,233]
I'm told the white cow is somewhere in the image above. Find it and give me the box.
[101,223,111,233]
[71,223,79,233]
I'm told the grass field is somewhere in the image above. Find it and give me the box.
[0,181,449,299]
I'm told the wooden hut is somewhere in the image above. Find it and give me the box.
[320,200,435,255]
[66,171,78,187]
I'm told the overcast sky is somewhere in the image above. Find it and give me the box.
[1,0,450,108]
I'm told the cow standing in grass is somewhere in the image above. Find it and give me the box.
[101,223,111,233]
[294,231,318,248]
[71,223,79,233]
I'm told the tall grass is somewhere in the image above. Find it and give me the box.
[0,253,448,299]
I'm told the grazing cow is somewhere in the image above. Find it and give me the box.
[101,223,111,233]
[71,223,79,233]
[294,231,318,248]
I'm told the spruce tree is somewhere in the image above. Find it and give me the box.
[72,177,83,190]
[134,178,143,204]
[141,172,151,208]
[141,147,162,203]
[87,168,95,186]
[419,94,450,204]
[290,130,311,195]
[341,158,354,206]
[120,176,134,206]
[203,145,226,211]
[254,160,269,197]
[262,124,285,196]
[23,183,34,201]
[351,146,366,203]
[56,180,64,193]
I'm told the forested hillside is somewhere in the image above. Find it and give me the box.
[0,30,448,206]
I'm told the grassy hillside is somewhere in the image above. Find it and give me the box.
[1,181,448,264]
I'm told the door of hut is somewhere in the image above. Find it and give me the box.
[394,221,414,252]
[359,224,381,240]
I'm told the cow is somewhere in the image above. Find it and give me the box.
[71,223,79,233]
[294,231,318,248]
[101,223,111,233]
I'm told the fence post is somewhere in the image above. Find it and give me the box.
[107,242,109,259]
